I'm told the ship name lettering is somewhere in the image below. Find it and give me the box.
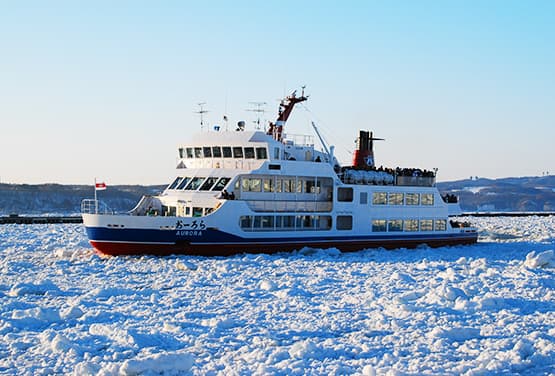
[176,230,203,236]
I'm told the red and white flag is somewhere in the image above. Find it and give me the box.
[95,182,107,191]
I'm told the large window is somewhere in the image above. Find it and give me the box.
[372,219,387,232]
[186,148,194,158]
[263,178,274,192]
[372,192,387,205]
[435,219,447,231]
[222,147,232,158]
[421,193,434,205]
[203,147,212,158]
[242,178,262,192]
[404,219,419,232]
[420,219,433,231]
[388,219,403,232]
[405,193,420,205]
[388,193,404,205]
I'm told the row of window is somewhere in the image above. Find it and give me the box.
[372,219,447,232]
[239,215,447,232]
[240,215,332,231]
[167,176,231,191]
[237,176,332,194]
[336,188,435,206]
[371,192,434,206]
[179,146,268,160]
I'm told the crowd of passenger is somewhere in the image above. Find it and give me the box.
[442,194,458,203]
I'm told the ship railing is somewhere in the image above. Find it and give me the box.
[283,133,314,147]
[245,200,332,213]
[81,199,113,215]
[395,176,436,187]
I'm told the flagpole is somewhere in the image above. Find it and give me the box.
[94,178,98,214]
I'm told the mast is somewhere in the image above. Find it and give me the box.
[267,86,308,142]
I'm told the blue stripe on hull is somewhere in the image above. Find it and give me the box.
[85,226,478,256]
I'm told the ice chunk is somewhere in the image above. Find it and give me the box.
[524,250,555,269]
[120,352,194,375]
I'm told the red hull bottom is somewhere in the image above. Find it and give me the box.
[90,235,478,257]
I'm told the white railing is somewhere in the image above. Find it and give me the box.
[81,199,113,215]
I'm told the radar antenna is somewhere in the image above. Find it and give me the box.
[246,101,267,130]
[195,102,209,131]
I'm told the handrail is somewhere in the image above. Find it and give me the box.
[81,199,113,215]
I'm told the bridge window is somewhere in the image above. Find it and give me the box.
[212,146,222,158]
[194,147,202,158]
[178,148,184,159]
[212,177,230,191]
[186,148,193,158]
[421,193,434,205]
[233,147,243,158]
[244,147,255,159]
[168,177,183,190]
[405,193,420,205]
[185,177,205,190]
[256,147,268,159]
[223,147,232,158]
[203,147,212,158]
[372,192,387,205]
[176,177,191,190]
[199,177,218,191]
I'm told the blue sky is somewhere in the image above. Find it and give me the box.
[1,1,553,184]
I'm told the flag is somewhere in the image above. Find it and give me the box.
[95,182,107,190]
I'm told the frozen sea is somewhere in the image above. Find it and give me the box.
[1,216,554,375]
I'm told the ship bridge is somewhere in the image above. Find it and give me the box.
[176,130,329,170]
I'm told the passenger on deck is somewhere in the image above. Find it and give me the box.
[221,190,229,199]
[229,191,235,200]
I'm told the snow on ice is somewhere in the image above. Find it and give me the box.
[0,216,554,375]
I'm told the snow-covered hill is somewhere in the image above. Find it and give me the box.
[437,176,555,211]
[0,184,165,215]
[1,216,554,375]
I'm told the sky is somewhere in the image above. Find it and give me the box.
[0,1,553,185]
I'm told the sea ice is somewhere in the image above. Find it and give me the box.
[0,217,554,375]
